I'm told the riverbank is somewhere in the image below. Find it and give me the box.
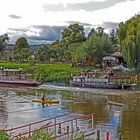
[0,62,140,88]
[0,83,140,97]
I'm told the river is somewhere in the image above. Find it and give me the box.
[0,85,140,139]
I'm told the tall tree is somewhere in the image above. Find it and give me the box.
[85,27,111,65]
[0,34,9,54]
[58,23,86,62]
[88,28,96,37]
[13,37,30,61]
[117,15,140,68]
[61,23,86,45]
[109,29,119,52]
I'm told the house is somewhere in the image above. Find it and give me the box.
[102,52,125,69]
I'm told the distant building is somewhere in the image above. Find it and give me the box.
[0,44,43,61]
[0,45,14,61]
[102,52,125,69]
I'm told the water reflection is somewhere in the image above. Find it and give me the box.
[0,89,8,128]
[119,93,140,139]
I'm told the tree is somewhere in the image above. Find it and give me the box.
[88,28,96,37]
[85,27,111,65]
[13,37,30,61]
[109,29,119,52]
[117,15,140,68]
[51,40,63,62]
[61,23,86,45]
[0,34,9,55]
[58,23,86,62]
[96,26,104,36]
[34,45,52,62]
[71,42,87,66]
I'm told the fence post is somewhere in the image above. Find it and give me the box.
[54,117,56,136]
[92,114,94,129]
[29,125,31,136]
[97,130,100,140]
[118,133,122,140]
[71,120,73,133]
[76,119,79,130]
[106,132,109,140]
[58,124,61,134]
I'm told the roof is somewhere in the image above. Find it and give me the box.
[103,56,116,61]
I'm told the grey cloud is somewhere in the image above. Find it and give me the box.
[8,14,22,19]
[99,21,119,34]
[101,22,119,29]
[65,21,93,26]
[84,21,119,36]
[8,25,64,44]
[8,28,28,32]
[28,25,64,41]
[43,3,65,12]
[43,0,132,12]
[67,0,129,11]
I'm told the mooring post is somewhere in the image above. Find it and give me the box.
[97,130,100,140]
[75,119,78,130]
[58,124,61,134]
[67,126,69,133]
[29,124,31,136]
[54,117,56,136]
[70,120,74,139]
[106,132,109,140]
[91,114,94,129]
[71,120,73,133]
[118,133,122,140]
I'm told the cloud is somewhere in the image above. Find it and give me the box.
[8,28,28,32]
[7,25,64,44]
[101,21,119,29]
[43,3,65,12]
[8,14,22,19]
[29,25,64,41]
[100,21,119,33]
[43,0,132,12]
[67,0,130,11]
[64,21,93,26]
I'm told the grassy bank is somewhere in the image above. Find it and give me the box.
[0,62,87,84]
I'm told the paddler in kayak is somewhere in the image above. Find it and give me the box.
[42,95,48,108]
[42,94,47,101]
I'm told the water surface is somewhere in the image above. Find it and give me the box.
[0,86,140,139]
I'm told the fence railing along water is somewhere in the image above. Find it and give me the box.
[3,112,96,140]
[2,112,116,140]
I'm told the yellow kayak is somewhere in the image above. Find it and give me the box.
[32,99,59,104]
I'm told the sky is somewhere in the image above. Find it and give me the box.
[0,0,140,44]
